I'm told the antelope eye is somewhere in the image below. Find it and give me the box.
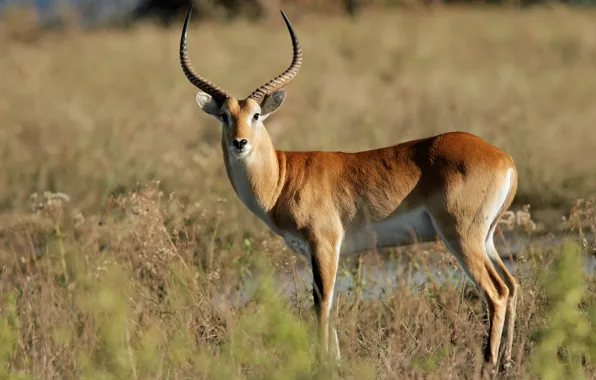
[253,113,261,121]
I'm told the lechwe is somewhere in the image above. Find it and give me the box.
[178,5,518,369]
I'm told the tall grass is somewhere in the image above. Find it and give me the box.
[1,8,596,217]
[0,182,595,379]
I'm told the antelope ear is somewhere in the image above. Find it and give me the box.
[196,92,221,117]
[260,90,286,120]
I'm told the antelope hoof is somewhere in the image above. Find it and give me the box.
[501,359,515,373]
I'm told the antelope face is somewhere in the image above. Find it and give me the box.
[195,91,287,159]
[179,4,301,159]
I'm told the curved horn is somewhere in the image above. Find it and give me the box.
[249,10,303,104]
[180,5,230,105]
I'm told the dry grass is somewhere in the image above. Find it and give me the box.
[2,7,596,215]
[0,182,595,379]
[1,5,596,380]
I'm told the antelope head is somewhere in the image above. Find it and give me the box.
[179,5,302,159]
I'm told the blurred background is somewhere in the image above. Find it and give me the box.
[2,0,596,225]
[3,0,596,28]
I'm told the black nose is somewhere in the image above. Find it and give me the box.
[233,138,248,150]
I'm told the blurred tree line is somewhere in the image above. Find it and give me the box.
[0,0,594,28]
[0,0,359,28]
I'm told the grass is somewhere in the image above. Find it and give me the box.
[2,7,596,214]
[0,183,595,379]
[1,5,596,380]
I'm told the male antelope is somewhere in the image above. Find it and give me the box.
[179,5,518,368]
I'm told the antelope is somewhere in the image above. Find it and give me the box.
[179,5,518,369]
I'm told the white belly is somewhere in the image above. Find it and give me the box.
[281,208,437,260]
[341,208,437,256]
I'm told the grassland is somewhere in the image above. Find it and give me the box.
[1,6,596,380]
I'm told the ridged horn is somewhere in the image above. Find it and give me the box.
[248,10,303,104]
[179,5,230,105]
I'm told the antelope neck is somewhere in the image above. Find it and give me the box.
[222,130,285,213]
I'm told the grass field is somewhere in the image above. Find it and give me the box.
[1,6,596,379]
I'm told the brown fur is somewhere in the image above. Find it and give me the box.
[201,96,518,369]
[179,5,518,365]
